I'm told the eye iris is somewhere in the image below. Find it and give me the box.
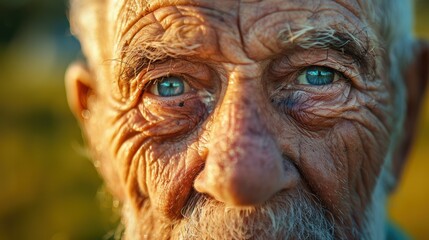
[157,77,185,97]
[306,67,335,85]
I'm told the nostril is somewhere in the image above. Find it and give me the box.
[194,169,228,204]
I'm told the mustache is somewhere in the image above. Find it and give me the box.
[176,188,336,240]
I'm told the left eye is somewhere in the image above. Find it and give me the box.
[297,66,339,85]
[149,76,190,97]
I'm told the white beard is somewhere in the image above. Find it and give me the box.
[122,188,338,240]
[121,174,390,240]
[173,190,335,240]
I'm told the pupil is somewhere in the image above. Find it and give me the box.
[157,77,185,97]
[306,67,334,85]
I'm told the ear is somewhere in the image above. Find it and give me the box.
[392,41,429,189]
[65,62,126,200]
[65,62,95,122]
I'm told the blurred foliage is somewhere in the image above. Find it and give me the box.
[0,1,119,240]
[0,0,428,240]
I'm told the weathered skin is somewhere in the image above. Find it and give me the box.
[66,0,429,239]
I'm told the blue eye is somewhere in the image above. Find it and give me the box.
[298,66,338,85]
[152,76,188,97]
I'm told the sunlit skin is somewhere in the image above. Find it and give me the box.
[66,0,429,239]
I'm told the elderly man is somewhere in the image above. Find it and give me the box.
[65,0,428,239]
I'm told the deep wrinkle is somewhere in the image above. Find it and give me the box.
[116,0,375,64]
[65,0,429,239]
[110,1,391,228]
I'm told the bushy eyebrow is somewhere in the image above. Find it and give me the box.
[278,25,379,71]
[117,23,378,82]
[117,37,201,82]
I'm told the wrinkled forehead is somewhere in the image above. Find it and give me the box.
[107,0,378,65]
[110,0,375,56]
[111,0,370,33]
[112,0,367,16]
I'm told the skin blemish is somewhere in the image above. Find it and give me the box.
[179,101,185,107]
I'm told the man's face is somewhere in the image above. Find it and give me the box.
[72,0,402,239]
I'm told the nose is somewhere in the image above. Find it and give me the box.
[194,75,299,206]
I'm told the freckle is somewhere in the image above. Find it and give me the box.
[178,102,185,107]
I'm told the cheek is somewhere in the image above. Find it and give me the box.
[109,94,208,218]
[278,82,352,130]
[137,95,207,137]
[275,84,392,227]
[144,141,204,218]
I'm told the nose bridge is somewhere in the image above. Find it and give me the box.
[209,66,270,153]
[216,76,265,143]
[194,69,299,206]
[210,69,272,165]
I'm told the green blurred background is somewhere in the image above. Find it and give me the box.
[0,0,428,239]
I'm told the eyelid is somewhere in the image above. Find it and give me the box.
[271,51,362,86]
[137,59,216,92]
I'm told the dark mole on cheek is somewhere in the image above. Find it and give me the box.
[178,102,185,107]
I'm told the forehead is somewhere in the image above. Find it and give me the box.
[114,0,366,13]
[112,0,371,39]
[113,0,368,23]
[111,0,375,64]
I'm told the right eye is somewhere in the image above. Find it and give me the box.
[149,76,191,97]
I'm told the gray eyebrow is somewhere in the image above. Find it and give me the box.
[278,25,378,70]
[118,23,378,82]
[117,38,201,82]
